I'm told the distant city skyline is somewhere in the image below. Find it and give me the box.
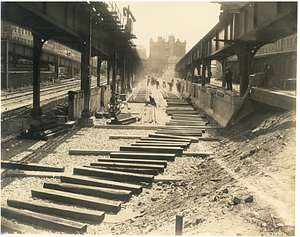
[116,1,221,57]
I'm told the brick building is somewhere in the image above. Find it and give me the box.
[147,35,186,75]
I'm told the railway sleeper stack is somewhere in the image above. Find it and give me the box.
[158,90,209,138]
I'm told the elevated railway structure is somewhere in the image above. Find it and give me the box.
[175,2,297,97]
[2,1,143,119]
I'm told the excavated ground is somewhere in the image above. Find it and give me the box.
[0,82,296,236]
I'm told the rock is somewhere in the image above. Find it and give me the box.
[244,195,253,203]
[242,158,253,165]
[249,148,256,155]
[233,197,241,205]
[195,218,205,225]
[239,152,248,160]
[157,181,163,186]
[151,197,158,201]
[137,201,142,206]
[223,153,231,157]
[201,192,209,197]
[221,188,228,193]
[234,166,241,172]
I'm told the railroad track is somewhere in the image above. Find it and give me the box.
[1,85,218,234]
[1,77,106,121]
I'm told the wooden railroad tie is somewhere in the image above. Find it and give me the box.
[5,171,63,178]
[97,157,168,168]
[7,198,105,223]
[182,151,214,157]
[89,161,165,172]
[86,165,160,175]
[1,204,88,234]
[140,137,191,143]
[109,135,147,139]
[1,161,64,172]
[31,188,121,214]
[110,152,176,161]
[132,142,189,149]
[148,133,199,143]
[73,167,154,183]
[120,146,183,157]
[43,182,132,201]
[60,175,143,194]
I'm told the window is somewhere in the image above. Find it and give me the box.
[21,29,24,34]
[290,38,293,46]
[287,39,289,46]
[17,27,20,33]
[13,26,16,32]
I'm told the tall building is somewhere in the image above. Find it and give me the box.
[147,35,186,75]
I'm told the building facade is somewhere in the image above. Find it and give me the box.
[147,35,186,76]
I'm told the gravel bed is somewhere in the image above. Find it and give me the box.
[1,85,217,235]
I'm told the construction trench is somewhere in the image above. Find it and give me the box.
[0,78,295,236]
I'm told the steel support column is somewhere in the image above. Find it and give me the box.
[207,59,211,84]
[121,54,126,94]
[81,12,92,118]
[201,59,206,86]
[106,62,111,85]
[191,61,195,82]
[126,57,131,91]
[55,55,59,79]
[234,41,260,96]
[219,58,227,87]
[3,38,9,89]
[97,57,102,87]
[31,34,46,117]
[111,51,117,96]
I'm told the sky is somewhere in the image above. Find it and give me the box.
[115,1,221,58]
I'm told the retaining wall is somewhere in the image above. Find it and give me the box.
[182,80,243,127]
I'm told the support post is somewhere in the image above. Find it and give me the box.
[111,51,117,96]
[81,11,92,118]
[97,57,102,87]
[55,55,59,79]
[191,61,195,82]
[201,58,206,86]
[107,62,111,85]
[207,59,211,83]
[3,38,9,89]
[126,57,131,91]
[121,54,126,94]
[234,41,258,96]
[175,215,183,236]
[31,34,46,117]
[221,58,227,87]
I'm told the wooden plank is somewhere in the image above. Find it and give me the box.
[1,218,40,234]
[154,176,184,183]
[74,167,154,183]
[86,165,159,175]
[171,114,205,118]
[149,133,199,143]
[5,170,63,178]
[131,142,189,149]
[95,125,164,130]
[120,146,183,157]
[140,137,191,143]
[198,137,222,141]
[7,198,105,223]
[109,135,147,139]
[31,188,121,214]
[1,204,87,234]
[60,175,142,194]
[1,161,64,172]
[97,157,168,167]
[182,151,214,157]
[90,161,164,172]
[69,149,117,155]
[155,131,203,137]
[110,152,175,161]
[157,129,205,132]
[44,182,132,201]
